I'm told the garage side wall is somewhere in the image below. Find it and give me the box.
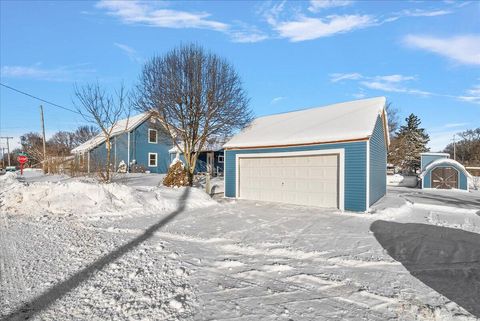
[369,115,387,206]
[225,142,368,212]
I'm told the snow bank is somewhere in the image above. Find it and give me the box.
[387,174,418,187]
[1,175,216,218]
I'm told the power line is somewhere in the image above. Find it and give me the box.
[0,82,81,115]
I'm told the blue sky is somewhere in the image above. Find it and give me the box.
[1,0,479,152]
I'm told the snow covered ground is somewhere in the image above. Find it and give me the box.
[1,172,479,320]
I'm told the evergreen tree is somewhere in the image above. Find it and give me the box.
[389,113,430,174]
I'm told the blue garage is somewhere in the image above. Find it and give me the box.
[420,153,472,191]
[223,97,389,212]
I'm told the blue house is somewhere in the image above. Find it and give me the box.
[223,97,389,212]
[419,152,472,191]
[72,112,224,175]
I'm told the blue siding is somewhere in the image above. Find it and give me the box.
[421,154,448,171]
[369,115,387,206]
[130,120,172,173]
[423,164,469,190]
[88,117,173,174]
[225,142,368,212]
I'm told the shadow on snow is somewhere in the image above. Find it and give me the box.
[1,188,191,321]
[370,220,480,317]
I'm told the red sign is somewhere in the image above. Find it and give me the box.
[17,155,28,164]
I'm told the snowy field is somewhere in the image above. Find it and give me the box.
[1,171,479,320]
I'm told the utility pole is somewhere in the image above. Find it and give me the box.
[40,105,47,173]
[0,136,13,166]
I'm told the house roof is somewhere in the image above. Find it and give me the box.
[169,139,226,154]
[223,97,388,149]
[420,158,473,179]
[71,112,153,153]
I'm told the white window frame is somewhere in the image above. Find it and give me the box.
[218,155,224,163]
[148,129,158,144]
[235,148,345,211]
[148,152,158,167]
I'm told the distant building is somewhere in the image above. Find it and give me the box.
[71,112,224,175]
[419,152,472,191]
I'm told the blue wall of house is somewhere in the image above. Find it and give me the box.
[88,117,173,174]
[423,163,469,190]
[170,150,224,175]
[130,120,172,173]
[369,115,387,206]
[421,154,449,171]
[225,141,368,212]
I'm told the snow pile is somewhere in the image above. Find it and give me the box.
[469,176,479,190]
[1,176,215,218]
[0,171,18,187]
[387,174,418,187]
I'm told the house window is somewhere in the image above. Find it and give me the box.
[218,155,224,163]
[148,129,158,144]
[148,153,158,167]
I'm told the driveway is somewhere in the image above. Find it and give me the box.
[1,183,479,320]
[388,186,480,211]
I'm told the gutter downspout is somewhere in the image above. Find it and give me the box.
[87,151,90,174]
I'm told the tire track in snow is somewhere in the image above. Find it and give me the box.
[0,211,28,315]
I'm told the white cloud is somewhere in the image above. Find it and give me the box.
[329,72,362,82]
[331,72,433,97]
[444,122,469,128]
[229,23,269,43]
[98,1,268,43]
[271,14,374,42]
[96,0,228,31]
[0,64,95,81]
[374,74,415,83]
[113,42,143,63]
[271,96,286,104]
[308,0,353,13]
[398,9,452,17]
[403,34,480,66]
[456,84,480,104]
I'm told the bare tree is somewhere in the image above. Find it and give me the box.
[73,83,130,182]
[71,125,99,147]
[48,131,75,156]
[135,44,252,185]
[385,101,399,138]
[20,132,45,164]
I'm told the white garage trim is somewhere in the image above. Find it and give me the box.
[366,141,370,209]
[235,149,345,211]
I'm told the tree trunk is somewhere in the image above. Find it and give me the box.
[106,138,111,182]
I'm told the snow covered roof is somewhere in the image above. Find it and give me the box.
[419,158,473,179]
[169,140,225,154]
[72,112,153,153]
[223,97,388,149]
[420,152,450,157]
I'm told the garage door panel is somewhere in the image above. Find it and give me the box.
[239,154,339,208]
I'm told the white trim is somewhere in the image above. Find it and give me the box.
[218,155,224,163]
[235,149,345,211]
[420,152,450,156]
[366,141,370,212]
[148,129,158,144]
[148,152,158,167]
[127,131,131,172]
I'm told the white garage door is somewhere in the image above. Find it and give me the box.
[238,154,339,208]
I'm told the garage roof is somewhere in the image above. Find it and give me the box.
[224,97,387,149]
